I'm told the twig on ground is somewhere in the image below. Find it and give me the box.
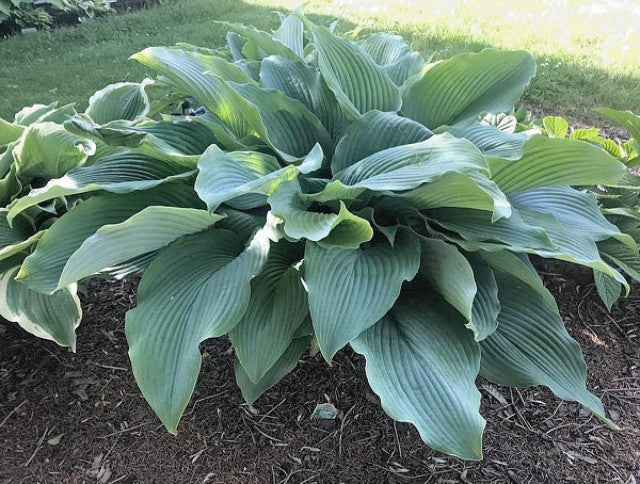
[0,400,26,429]
[23,426,48,467]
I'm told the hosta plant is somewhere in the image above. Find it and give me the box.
[534,110,640,309]
[49,0,116,21]
[0,101,90,349]
[1,13,636,460]
[592,110,640,309]
[0,0,51,28]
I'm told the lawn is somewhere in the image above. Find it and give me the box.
[0,0,638,125]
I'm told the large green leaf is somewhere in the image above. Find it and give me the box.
[195,145,286,212]
[200,53,257,84]
[298,178,365,204]
[131,47,262,141]
[425,207,554,252]
[357,33,425,86]
[226,31,246,62]
[511,186,635,249]
[134,47,333,160]
[17,184,202,294]
[13,122,96,179]
[488,136,626,193]
[593,271,622,311]
[331,110,432,174]
[13,103,70,126]
[392,171,511,221]
[217,206,268,240]
[351,288,484,460]
[58,207,223,288]
[429,204,626,284]
[0,118,24,146]
[402,49,536,129]
[0,143,15,172]
[0,164,22,208]
[259,56,346,141]
[598,239,640,282]
[307,21,401,118]
[0,210,41,263]
[304,230,420,361]
[220,21,300,61]
[66,117,218,165]
[0,264,81,350]
[7,152,194,223]
[418,237,476,322]
[513,203,627,284]
[230,241,308,382]
[0,210,31,248]
[228,82,333,160]
[272,13,304,58]
[466,253,500,341]
[450,123,530,160]
[335,133,488,191]
[195,143,323,213]
[417,239,499,341]
[480,272,613,427]
[64,116,145,150]
[85,81,150,125]
[235,333,311,405]
[115,118,218,158]
[479,250,556,308]
[126,227,272,433]
[268,179,373,248]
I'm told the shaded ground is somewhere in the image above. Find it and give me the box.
[0,267,639,483]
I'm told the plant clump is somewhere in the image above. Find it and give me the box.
[1,12,640,460]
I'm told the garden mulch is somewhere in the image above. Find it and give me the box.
[0,263,639,483]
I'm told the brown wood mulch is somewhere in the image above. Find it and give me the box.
[0,264,639,483]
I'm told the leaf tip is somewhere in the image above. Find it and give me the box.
[319,345,337,366]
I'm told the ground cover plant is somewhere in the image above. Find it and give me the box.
[0,0,115,32]
[533,109,640,310]
[1,12,640,461]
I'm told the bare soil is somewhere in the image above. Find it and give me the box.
[0,265,639,483]
[522,102,630,140]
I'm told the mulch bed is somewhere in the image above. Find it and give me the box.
[0,264,639,483]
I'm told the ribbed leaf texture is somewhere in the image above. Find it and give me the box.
[1,12,633,461]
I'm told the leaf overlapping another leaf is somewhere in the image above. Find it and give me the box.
[0,11,632,462]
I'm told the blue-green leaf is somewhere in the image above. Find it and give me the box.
[235,333,311,405]
[17,184,203,294]
[126,226,273,433]
[307,21,401,118]
[480,272,614,428]
[402,49,536,129]
[0,263,81,350]
[335,133,488,191]
[86,81,150,124]
[304,230,420,361]
[230,241,308,382]
[332,110,432,173]
[352,288,484,460]
[488,136,626,193]
[268,179,372,248]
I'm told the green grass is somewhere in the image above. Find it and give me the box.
[1,0,639,125]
